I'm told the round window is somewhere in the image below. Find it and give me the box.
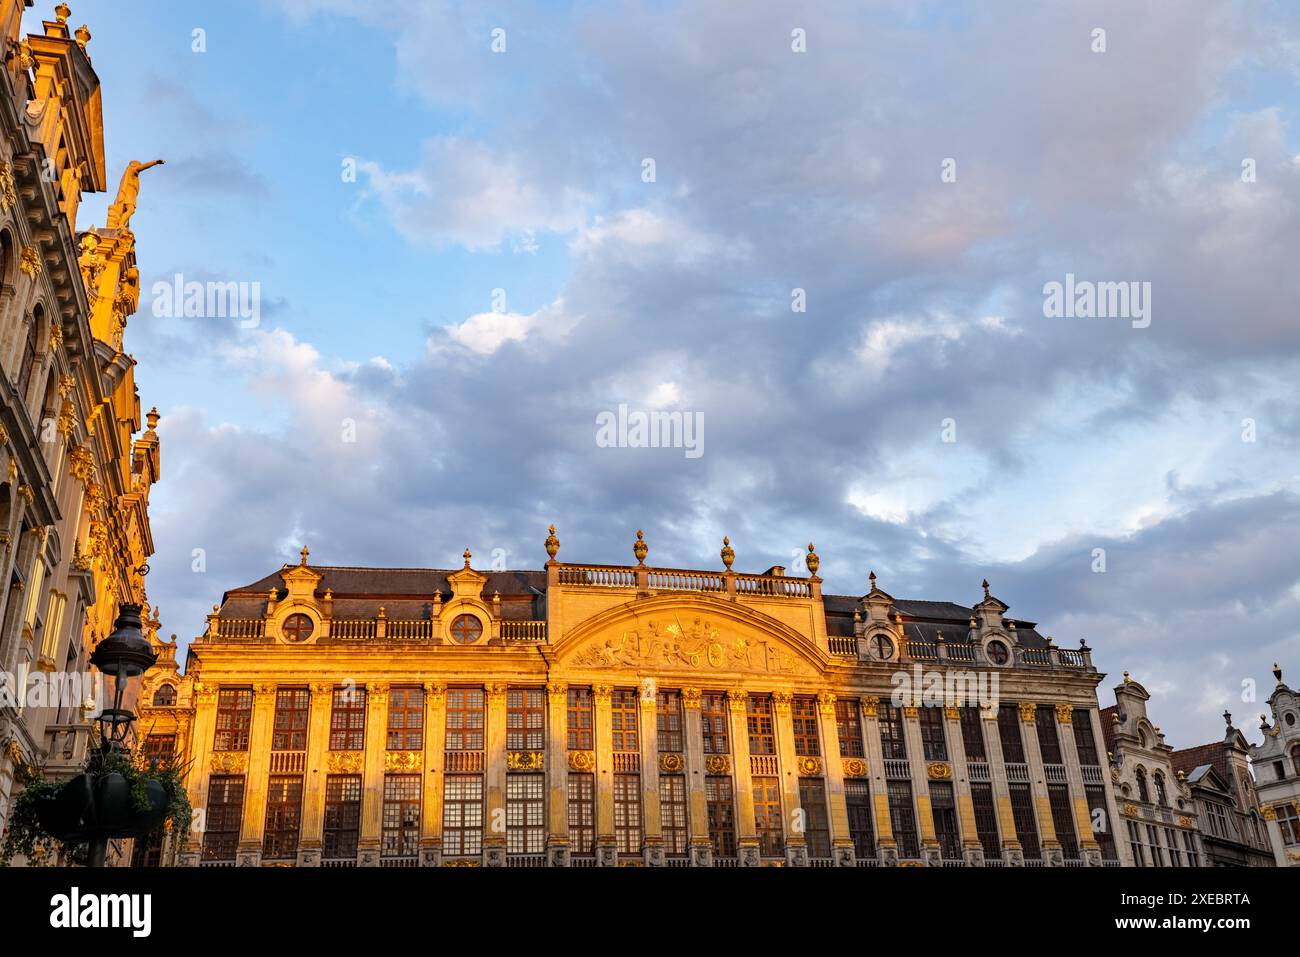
[281,613,314,642]
[986,641,1009,665]
[1286,712,1297,727]
[871,634,894,660]
[449,613,483,645]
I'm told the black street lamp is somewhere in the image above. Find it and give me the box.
[35,603,163,867]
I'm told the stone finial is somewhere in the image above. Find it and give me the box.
[935,629,944,643]
[1080,638,1089,650]
[805,543,819,577]
[74,23,90,51]
[853,608,862,622]
[720,536,734,571]
[544,524,560,561]
[1046,635,1055,647]
[633,529,648,566]
[299,545,309,566]
[981,578,990,599]
[463,547,472,568]
[1122,671,1131,684]
[55,3,70,24]
[1223,710,1233,728]
[146,406,159,431]
[1273,662,1284,685]
[869,570,877,588]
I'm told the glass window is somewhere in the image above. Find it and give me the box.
[201,775,244,862]
[1073,709,1100,765]
[753,776,784,856]
[387,687,425,751]
[445,688,485,751]
[568,773,596,855]
[930,781,960,859]
[799,778,830,858]
[701,692,729,754]
[879,703,907,760]
[1048,784,1078,859]
[613,773,642,854]
[960,707,986,762]
[323,775,362,861]
[657,690,683,753]
[971,782,1000,859]
[382,773,421,858]
[919,706,947,761]
[888,780,919,859]
[1009,783,1039,859]
[835,699,864,758]
[449,613,482,644]
[262,775,303,861]
[845,780,875,859]
[442,775,484,856]
[660,775,688,856]
[1086,785,1117,860]
[142,734,175,769]
[567,688,593,751]
[272,688,309,751]
[152,684,176,707]
[792,696,821,757]
[213,688,252,752]
[747,696,776,755]
[611,690,639,752]
[998,704,1025,763]
[329,687,366,751]
[706,775,736,858]
[1036,707,1062,764]
[506,774,544,854]
[506,687,544,751]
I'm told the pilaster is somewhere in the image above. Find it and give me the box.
[638,688,663,865]
[680,688,711,866]
[545,682,570,866]
[484,682,508,865]
[818,693,855,865]
[419,682,446,866]
[727,689,759,865]
[296,682,333,866]
[357,683,388,865]
[235,683,277,866]
[1019,702,1061,864]
[594,684,616,865]
[773,691,806,865]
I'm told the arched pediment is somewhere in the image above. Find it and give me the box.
[554,594,833,678]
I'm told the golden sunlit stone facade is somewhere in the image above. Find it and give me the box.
[0,1,163,864]
[163,531,1126,868]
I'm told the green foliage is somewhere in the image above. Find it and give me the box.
[0,745,192,866]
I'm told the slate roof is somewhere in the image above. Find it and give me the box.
[1170,742,1235,791]
[219,565,1051,646]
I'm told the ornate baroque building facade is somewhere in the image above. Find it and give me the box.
[0,0,163,860]
[156,531,1130,868]
[1250,665,1300,866]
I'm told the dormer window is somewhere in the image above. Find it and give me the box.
[1136,767,1150,803]
[152,684,176,707]
[1153,772,1168,807]
[449,613,483,645]
[281,613,314,643]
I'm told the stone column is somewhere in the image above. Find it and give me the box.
[178,687,219,866]
[234,684,276,866]
[638,687,663,865]
[944,705,983,865]
[902,706,939,864]
[981,707,1021,864]
[1261,806,1289,867]
[680,687,711,866]
[861,696,897,864]
[772,691,807,866]
[727,688,759,866]
[484,682,508,866]
[296,682,333,866]
[544,682,570,867]
[419,682,446,867]
[1019,702,1060,864]
[818,693,854,865]
[357,683,388,865]
[594,684,616,865]
[1056,703,1100,865]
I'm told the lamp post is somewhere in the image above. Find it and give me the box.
[83,603,157,866]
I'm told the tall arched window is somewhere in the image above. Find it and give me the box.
[1135,767,1150,803]
[153,684,177,707]
[1292,743,1300,777]
[1153,771,1168,807]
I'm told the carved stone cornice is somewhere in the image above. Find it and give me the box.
[1055,703,1073,723]
[593,684,613,704]
[727,689,748,713]
[860,695,879,718]
[681,687,702,709]
[903,706,919,719]
[546,682,568,702]
[1019,702,1037,722]
[423,681,446,701]
[817,692,837,716]
[772,691,793,714]
[943,706,961,720]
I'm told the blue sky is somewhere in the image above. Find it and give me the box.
[56,0,1300,748]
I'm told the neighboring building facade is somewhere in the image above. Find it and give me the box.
[162,533,1125,868]
[0,1,163,863]
[1169,712,1274,867]
[1250,664,1300,866]
[1100,675,1207,867]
